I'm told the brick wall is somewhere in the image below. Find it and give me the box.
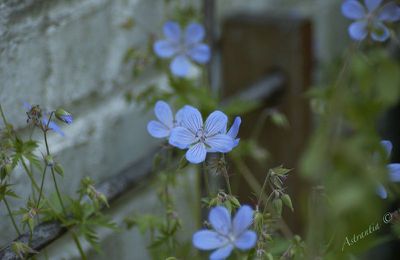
[0,0,346,258]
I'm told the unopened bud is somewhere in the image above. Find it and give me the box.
[55,108,73,124]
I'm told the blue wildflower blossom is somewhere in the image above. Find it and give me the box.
[168,106,235,164]
[153,21,211,77]
[227,117,241,148]
[341,0,400,42]
[192,205,257,260]
[147,101,185,138]
[23,102,65,136]
[376,140,400,199]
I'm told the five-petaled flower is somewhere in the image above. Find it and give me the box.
[169,106,235,164]
[376,140,400,199]
[341,0,400,42]
[153,21,210,77]
[192,205,257,260]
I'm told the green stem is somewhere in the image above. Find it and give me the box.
[0,104,9,126]
[71,232,87,260]
[202,162,211,196]
[36,164,48,208]
[3,197,21,236]
[21,159,41,193]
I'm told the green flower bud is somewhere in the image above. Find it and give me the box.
[55,108,73,124]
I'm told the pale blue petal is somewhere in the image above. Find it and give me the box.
[192,230,229,250]
[209,206,232,236]
[371,22,390,42]
[232,205,254,237]
[186,142,207,164]
[154,100,173,128]
[169,126,195,149]
[348,21,368,41]
[206,134,234,153]
[342,0,366,19]
[210,245,234,260]
[163,21,181,42]
[180,105,203,134]
[227,117,241,139]
[185,23,205,45]
[378,2,400,22]
[174,107,186,126]
[376,184,388,199]
[388,163,400,182]
[147,121,170,138]
[365,0,382,12]
[154,40,179,58]
[45,119,65,137]
[381,140,393,157]
[234,230,257,250]
[22,101,32,111]
[205,111,228,136]
[187,43,210,64]
[170,55,192,77]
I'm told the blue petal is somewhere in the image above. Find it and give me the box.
[170,55,192,77]
[227,117,241,139]
[341,0,366,19]
[60,114,73,124]
[210,245,234,260]
[381,140,393,158]
[186,142,207,164]
[180,105,203,134]
[348,21,368,41]
[163,21,181,41]
[365,0,382,12]
[206,134,234,153]
[22,101,32,111]
[192,230,229,250]
[376,184,388,199]
[147,121,170,138]
[205,111,228,136]
[187,43,210,64]
[378,2,400,22]
[154,40,178,58]
[169,126,195,149]
[45,120,65,137]
[232,205,254,237]
[209,206,232,236]
[388,163,400,182]
[174,106,187,126]
[185,23,205,45]
[154,100,173,128]
[234,230,257,250]
[371,22,390,42]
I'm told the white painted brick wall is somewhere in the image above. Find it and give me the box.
[0,0,346,258]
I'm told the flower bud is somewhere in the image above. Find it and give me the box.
[44,155,54,167]
[55,108,73,124]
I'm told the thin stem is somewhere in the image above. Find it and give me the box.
[21,159,41,192]
[36,164,48,208]
[3,197,21,236]
[71,232,87,260]
[0,104,9,126]
[221,167,232,195]
[202,162,211,196]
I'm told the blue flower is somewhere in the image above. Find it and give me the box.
[153,21,211,77]
[168,106,235,164]
[192,205,257,260]
[55,108,73,124]
[23,102,65,136]
[376,140,400,199]
[341,0,400,42]
[147,101,185,138]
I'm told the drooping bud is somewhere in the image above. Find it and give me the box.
[44,155,54,167]
[55,108,73,124]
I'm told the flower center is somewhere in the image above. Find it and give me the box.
[195,128,207,143]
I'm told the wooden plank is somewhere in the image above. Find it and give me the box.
[221,13,313,233]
